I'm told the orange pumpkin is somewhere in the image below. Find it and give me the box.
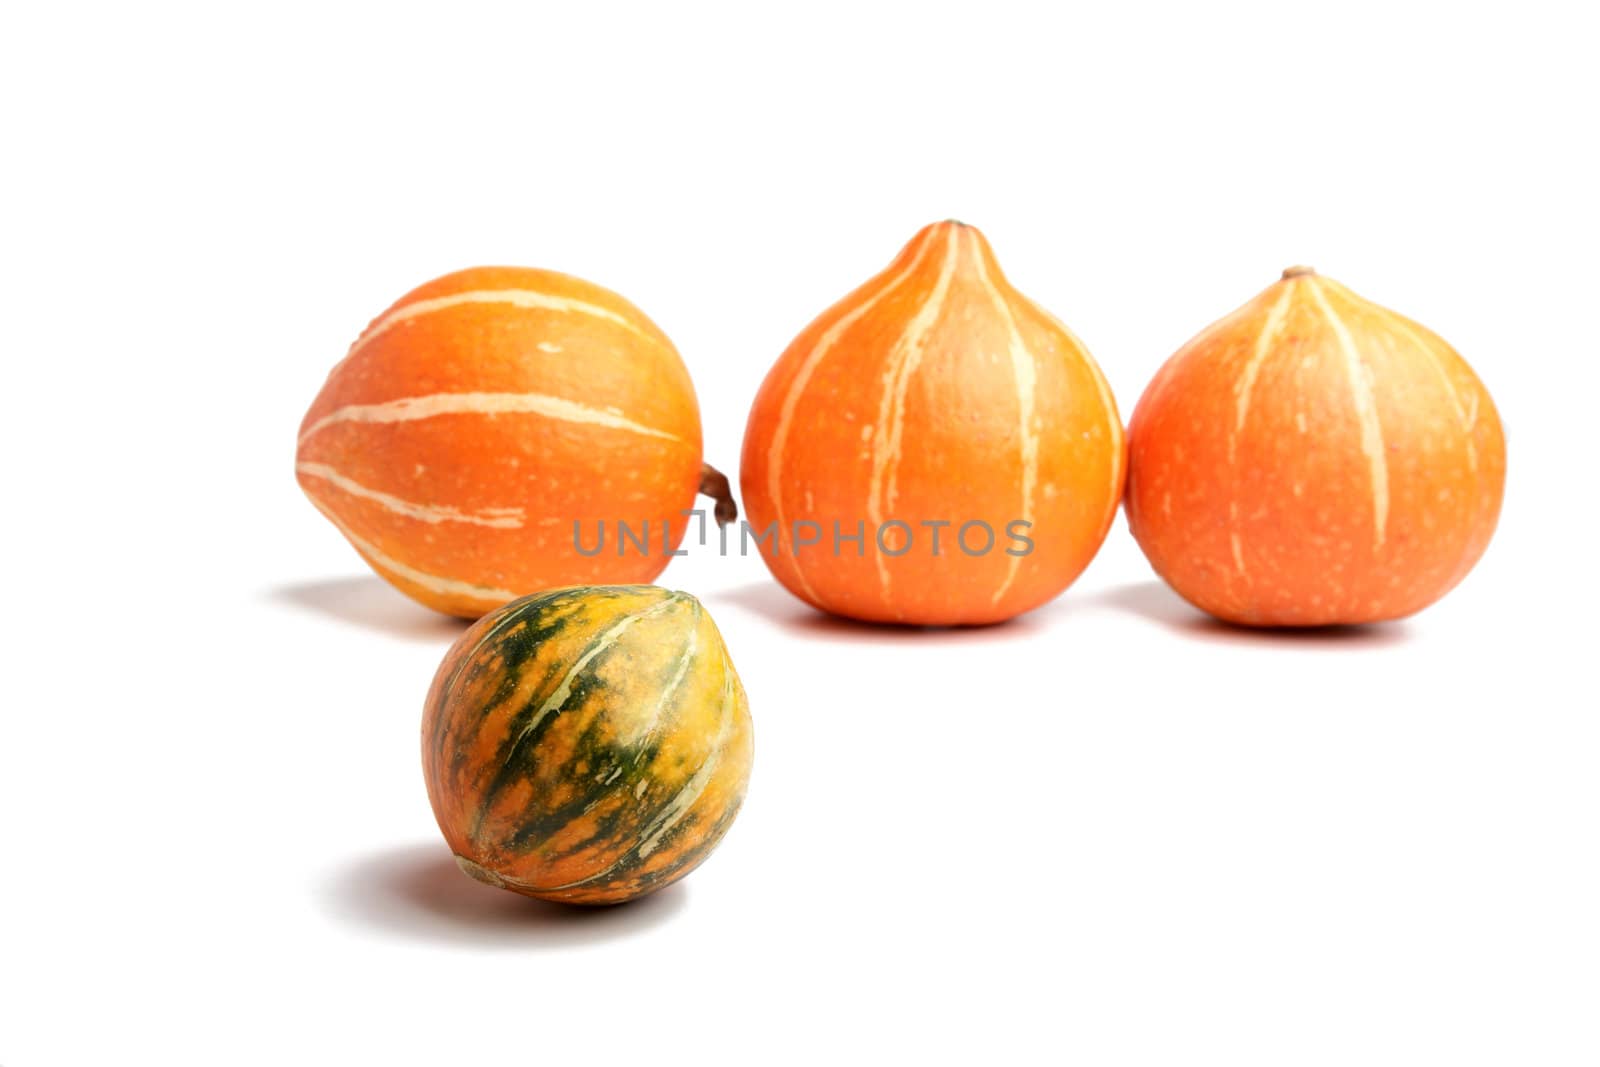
[297,267,724,618]
[1125,267,1506,626]
[740,221,1125,625]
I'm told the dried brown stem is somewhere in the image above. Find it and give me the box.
[699,463,738,526]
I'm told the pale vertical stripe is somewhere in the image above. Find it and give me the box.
[969,233,1038,606]
[1383,308,1489,596]
[1230,282,1296,465]
[1229,501,1247,577]
[1307,279,1390,550]
[866,227,961,598]
[305,496,519,604]
[634,606,699,745]
[1223,281,1296,584]
[633,663,735,861]
[298,391,684,446]
[547,645,738,888]
[765,228,940,601]
[506,594,683,754]
[297,461,525,529]
[1385,313,1479,474]
[1027,301,1124,521]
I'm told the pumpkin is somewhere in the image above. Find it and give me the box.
[740,220,1125,625]
[1125,267,1506,626]
[297,266,732,619]
[422,585,753,905]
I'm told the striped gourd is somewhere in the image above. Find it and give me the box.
[423,585,753,905]
[297,267,716,619]
[741,220,1125,625]
[1126,267,1506,626]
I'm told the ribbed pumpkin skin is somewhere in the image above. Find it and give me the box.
[423,585,753,905]
[1126,269,1506,626]
[297,267,703,618]
[740,221,1125,626]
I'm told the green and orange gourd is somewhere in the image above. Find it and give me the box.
[423,585,754,905]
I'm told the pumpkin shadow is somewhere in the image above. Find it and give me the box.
[1088,580,1414,648]
[323,842,688,948]
[706,580,1052,644]
[269,576,471,644]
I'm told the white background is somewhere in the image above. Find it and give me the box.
[3,2,1597,1063]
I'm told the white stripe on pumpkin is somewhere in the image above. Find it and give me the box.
[339,286,654,366]
[1306,278,1391,550]
[866,226,961,603]
[305,496,519,604]
[297,461,525,529]
[968,231,1038,606]
[766,226,941,601]
[298,390,684,446]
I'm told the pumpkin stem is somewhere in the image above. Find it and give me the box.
[1281,265,1317,280]
[699,463,738,526]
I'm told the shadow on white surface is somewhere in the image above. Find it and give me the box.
[323,842,688,948]
[1087,580,1414,647]
[269,576,471,644]
[707,580,1052,644]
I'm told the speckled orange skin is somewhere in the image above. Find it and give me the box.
[1126,269,1506,627]
[741,222,1125,626]
[296,267,703,618]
